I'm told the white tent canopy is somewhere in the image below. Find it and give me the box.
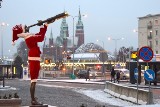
[70,53,100,60]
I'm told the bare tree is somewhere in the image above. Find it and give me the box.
[17,40,28,66]
[117,46,134,62]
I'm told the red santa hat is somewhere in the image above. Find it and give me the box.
[12,24,23,45]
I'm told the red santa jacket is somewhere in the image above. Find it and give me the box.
[17,25,47,61]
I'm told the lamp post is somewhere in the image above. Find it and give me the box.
[70,14,87,76]
[8,49,13,78]
[97,40,106,80]
[70,16,78,75]
[108,37,124,62]
[1,22,9,60]
[0,22,9,87]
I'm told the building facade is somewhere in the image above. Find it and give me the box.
[75,9,84,47]
[42,8,85,62]
[138,14,160,54]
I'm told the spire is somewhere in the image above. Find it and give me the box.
[78,6,81,21]
[76,6,83,28]
[50,29,53,39]
[77,6,83,26]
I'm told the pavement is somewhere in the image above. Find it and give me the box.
[37,77,160,107]
[1,77,160,107]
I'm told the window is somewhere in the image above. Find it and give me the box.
[156,30,158,35]
[156,40,158,45]
[149,31,152,36]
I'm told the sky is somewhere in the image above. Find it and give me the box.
[1,0,160,58]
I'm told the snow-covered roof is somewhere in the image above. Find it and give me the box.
[69,53,115,61]
[70,53,100,60]
[75,43,104,53]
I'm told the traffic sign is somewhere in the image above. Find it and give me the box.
[139,46,153,62]
[144,69,155,81]
[134,68,138,80]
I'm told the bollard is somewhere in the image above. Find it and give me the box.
[3,76,5,87]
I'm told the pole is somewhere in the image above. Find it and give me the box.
[102,41,105,80]
[1,26,3,60]
[72,17,75,75]
[11,60,12,79]
[136,48,139,105]
[146,62,152,104]
[115,39,117,63]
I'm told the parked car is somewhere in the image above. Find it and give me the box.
[77,70,97,79]
[114,69,130,80]
[77,70,87,78]
[157,71,160,81]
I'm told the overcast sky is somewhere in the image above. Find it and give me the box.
[1,0,160,57]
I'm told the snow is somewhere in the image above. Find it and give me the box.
[23,78,160,107]
[76,89,137,106]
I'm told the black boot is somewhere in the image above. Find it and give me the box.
[30,82,42,105]
[31,97,43,105]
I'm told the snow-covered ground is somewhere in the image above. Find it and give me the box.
[25,78,160,107]
[75,89,160,107]
[75,89,136,106]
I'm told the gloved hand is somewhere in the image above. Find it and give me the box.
[47,18,55,24]
[24,25,29,33]
[37,20,43,26]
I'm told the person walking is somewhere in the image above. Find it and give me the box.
[111,67,116,82]
[86,68,90,81]
[116,71,120,83]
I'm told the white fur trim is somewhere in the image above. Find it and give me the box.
[31,79,37,83]
[17,33,30,38]
[24,35,31,39]
[28,57,41,61]
[40,25,44,28]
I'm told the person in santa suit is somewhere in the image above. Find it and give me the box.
[12,22,50,105]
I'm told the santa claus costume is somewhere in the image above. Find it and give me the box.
[12,23,48,105]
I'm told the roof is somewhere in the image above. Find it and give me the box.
[70,53,115,60]
[138,14,160,19]
[70,53,100,60]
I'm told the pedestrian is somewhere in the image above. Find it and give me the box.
[12,20,53,105]
[111,67,116,82]
[116,71,120,83]
[86,68,90,81]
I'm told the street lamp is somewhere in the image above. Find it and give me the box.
[70,14,87,75]
[97,40,105,80]
[1,22,9,60]
[8,49,13,78]
[108,37,124,62]
[70,15,78,75]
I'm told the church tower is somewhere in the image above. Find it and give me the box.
[75,7,84,47]
[49,29,54,57]
[60,17,69,38]
[49,29,54,47]
[59,17,69,52]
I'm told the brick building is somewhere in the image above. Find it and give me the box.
[42,8,84,63]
